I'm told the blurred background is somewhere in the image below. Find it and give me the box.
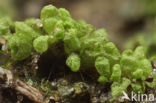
[1,0,156,49]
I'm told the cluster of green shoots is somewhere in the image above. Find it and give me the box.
[125,29,156,61]
[0,5,156,100]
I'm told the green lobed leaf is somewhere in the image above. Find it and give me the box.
[95,57,110,78]
[110,64,121,82]
[33,36,50,53]
[66,53,81,72]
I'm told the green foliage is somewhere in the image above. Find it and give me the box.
[131,82,145,93]
[146,73,156,88]
[25,18,43,34]
[110,46,152,100]
[66,53,80,72]
[110,64,121,82]
[0,4,154,101]
[98,76,108,85]
[111,78,131,100]
[7,22,39,60]
[124,30,156,72]
[124,33,155,58]
[41,5,58,19]
[121,46,152,80]
[33,36,50,53]
[95,57,110,82]
[0,17,13,36]
[8,34,32,60]
[64,29,81,54]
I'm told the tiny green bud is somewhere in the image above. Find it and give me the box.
[64,29,81,54]
[59,8,71,18]
[95,57,110,77]
[132,69,143,79]
[98,76,108,85]
[42,18,57,35]
[66,53,80,72]
[41,5,58,19]
[131,83,145,93]
[110,64,121,82]
[54,20,65,40]
[33,36,49,53]
[8,35,32,60]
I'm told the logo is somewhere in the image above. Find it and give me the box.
[122,91,130,100]
[121,91,155,102]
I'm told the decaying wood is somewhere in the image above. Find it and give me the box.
[0,67,44,103]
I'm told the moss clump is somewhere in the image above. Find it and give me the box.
[0,5,155,101]
[110,46,152,100]
[124,30,156,61]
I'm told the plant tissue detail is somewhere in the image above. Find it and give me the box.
[0,5,155,101]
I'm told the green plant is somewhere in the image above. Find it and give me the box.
[124,30,156,61]
[0,5,155,101]
[110,46,152,100]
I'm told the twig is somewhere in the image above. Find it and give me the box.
[0,67,44,103]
